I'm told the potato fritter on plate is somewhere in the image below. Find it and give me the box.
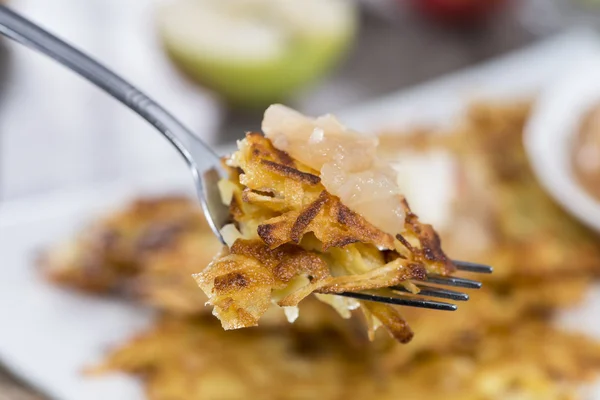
[95,315,600,400]
[378,276,589,369]
[378,101,600,284]
[453,102,600,282]
[41,196,222,314]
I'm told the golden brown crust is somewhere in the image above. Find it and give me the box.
[260,159,321,185]
[362,301,414,343]
[331,200,396,250]
[290,191,328,242]
[231,240,330,283]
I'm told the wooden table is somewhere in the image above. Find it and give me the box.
[0,372,44,400]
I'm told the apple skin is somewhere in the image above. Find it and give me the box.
[160,19,356,108]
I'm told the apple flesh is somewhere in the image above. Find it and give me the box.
[157,0,357,108]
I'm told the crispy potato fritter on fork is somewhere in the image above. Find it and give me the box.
[194,109,456,341]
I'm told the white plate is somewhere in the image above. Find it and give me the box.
[2,28,600,400]
[525,55,600,234]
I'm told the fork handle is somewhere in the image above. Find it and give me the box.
[0,5,217,169]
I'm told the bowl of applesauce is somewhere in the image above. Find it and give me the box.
[526,55,600,233]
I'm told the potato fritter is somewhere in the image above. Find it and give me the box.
[378,277,589,369]
[378,101,600,284]
[41,196,222,314]
[381,101,600,285]
[461,102,600,282]
[95,315,600,400]
[195,132,456,342]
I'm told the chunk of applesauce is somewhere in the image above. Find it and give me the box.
[262,104,406,235]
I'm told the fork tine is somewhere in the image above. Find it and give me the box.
[337,291,457,311]
[452,260,493,274]
[425,274,482,289]
[392,284,469,301]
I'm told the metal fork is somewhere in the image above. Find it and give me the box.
[0,6,492,312]
[339,260,492,311]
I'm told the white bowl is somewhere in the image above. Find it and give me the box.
[525,56,600,233]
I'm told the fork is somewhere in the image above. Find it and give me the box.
[0,6,492,312]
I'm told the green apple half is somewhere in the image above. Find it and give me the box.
[157,0,357,107]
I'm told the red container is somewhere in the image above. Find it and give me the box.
[409,0,507,25]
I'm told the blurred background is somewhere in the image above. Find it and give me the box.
[3,0,600,398]
[1,0,594,202]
